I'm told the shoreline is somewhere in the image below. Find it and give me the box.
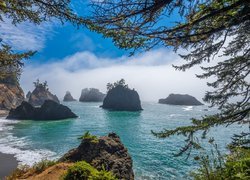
[0,152,18,179]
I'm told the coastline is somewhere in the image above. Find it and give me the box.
[0,152,18,179]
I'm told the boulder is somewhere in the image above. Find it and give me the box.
[0,83,24,115]
[63,91,76,102]
[79,88,105,102]
[7,100,77,120]
[28,85,59,106]
[159,94,203,106]
[101,85,142,111]
[60,132,134,180]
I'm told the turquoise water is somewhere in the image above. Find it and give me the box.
[0,102,247,179]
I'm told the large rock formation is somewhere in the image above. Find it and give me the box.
[28,82,59,106]
[63,91,76,102]
[79,88,105,102]
[159,94,203,106]
[7,100,77,120]
[0,83,24,116]
[101,85,142,111]
[60,132,134,180]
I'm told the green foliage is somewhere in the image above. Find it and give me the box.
[33,79,49,90]
[63,161,117,180]
[106,79,129,91]
[78,131,99,143]
[191,143,250,180]
[0,44,34,85]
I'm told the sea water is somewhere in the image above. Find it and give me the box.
[0,102,247,179]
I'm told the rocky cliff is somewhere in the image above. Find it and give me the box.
[60,132,134,180]
[0,83,24,116]
[7,100,77,120]
[79,88,105,102]
[63,91,76,102]
[28,85,59,106]
[101,85,142,111]
[159,94,203,106]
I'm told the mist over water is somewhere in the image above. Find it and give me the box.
[0,102,247,179]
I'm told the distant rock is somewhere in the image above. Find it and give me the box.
[28,80,59,106]
[60,132,134,180]
[63,91,76,102]
[7,100,77,120]
[159,94,203,106]
[0,83,24,115]
[26,91,32,100]
[79,88,105,102]
[101,85,142,111]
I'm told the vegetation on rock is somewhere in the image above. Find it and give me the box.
[78,131,99,143]
[63,161,117,180]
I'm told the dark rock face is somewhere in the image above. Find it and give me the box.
[7,100,77,120]
[79,88,105,102]
[0,83,24,112]
[159,94,203,106]
[28,86,59,106]
[60,133,134,180]
[63,91,76,102]
[26,91,32,100]
[101,85,142,111]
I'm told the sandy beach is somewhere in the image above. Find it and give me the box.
[0,152,18,179]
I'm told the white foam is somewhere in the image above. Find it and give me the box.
[182,106,193,111]
[0,118,57,166]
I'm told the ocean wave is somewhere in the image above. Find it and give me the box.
[182,106,193,111]
[0,118,57,166]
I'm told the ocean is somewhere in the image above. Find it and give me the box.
[0,102,247,179]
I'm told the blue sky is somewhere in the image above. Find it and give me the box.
[0,1,210,101]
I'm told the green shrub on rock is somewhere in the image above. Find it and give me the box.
[63,161,116,180]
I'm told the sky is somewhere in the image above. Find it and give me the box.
[0,1,211,102]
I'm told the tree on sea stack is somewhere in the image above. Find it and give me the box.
[0,0,88,83]
[102,79,142,111]
[87,1,250,152]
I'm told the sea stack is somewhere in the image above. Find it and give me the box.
[79,88,105,102]
[7,100,77,120]
[28,80,60,106]
[60,132,134,180]
[101,79,142,111]
[159,94,203,106]
[63,91,76,102]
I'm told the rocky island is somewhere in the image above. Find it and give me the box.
[159,94,203,106]
[79,88,105,102]
[63,91,76,102]
[28,79,60,106]
[101,79,142,111]
[7,100,77,120]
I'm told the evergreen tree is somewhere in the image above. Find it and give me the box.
[87,0,250,153]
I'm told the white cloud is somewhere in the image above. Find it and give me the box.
[20,49,210,102]
[0,19,54,51]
